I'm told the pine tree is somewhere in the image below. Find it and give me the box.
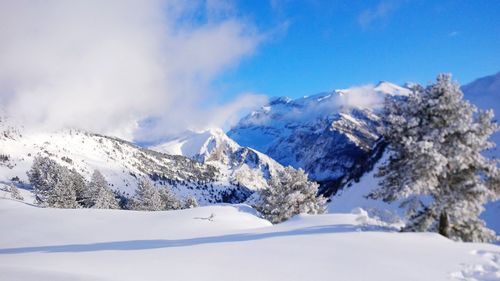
[371,74,500,242]
[255,167,326,224]
[86,170,119,209]
[27,156,77,208]
[46,166,79,209]
[9,183,23,200]
[27,156,60,205]
[27,156,81,209]
[184,195,198,209]
[159,187,181,210]
[70,169,87,207]
[130,179,163,211]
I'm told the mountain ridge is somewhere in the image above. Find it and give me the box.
[228,82,410,195]
[0,118,252,205]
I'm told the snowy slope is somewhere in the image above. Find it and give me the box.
[462,71,500,108]
[0,199,498,281]
[0,118,251,204]
[151,128,286,190]
[228,82,410,195]
[328,153,404,222]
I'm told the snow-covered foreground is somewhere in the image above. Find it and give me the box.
[0,199,499,281]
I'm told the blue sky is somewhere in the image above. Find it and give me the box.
[214,0,500,101]
[1,1,498,140]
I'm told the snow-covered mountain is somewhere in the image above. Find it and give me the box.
[0,118,251,205]
[228,82,410,196]
[151,128,286,191]
[462,71,500,107]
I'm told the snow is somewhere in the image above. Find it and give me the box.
[374,81,411,96]
[151,128,287,191]
[328,153,405,224]
[0,199,499,281]
[152,128,239,161]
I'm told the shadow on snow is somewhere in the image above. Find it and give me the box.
[0,224,388,254]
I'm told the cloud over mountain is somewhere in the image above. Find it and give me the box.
[0,0,265,141]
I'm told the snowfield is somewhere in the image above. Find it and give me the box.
[0,198,498,281]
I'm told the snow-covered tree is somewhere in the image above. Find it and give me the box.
[27,156,78,208]
[184,195,198,209]
[85,170,119,209]
[159,187,181,210]
[371,74,500,242]
[129,179,163,211]
[9,183,23,200]
[255,167,326,224]
[27,156,59,205]
[47,168,79,209]
[70,169,87,207]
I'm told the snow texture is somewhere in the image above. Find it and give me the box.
[0,198,498,281]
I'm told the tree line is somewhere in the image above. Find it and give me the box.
[27,156,198,211]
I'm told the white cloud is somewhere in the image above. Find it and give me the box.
[335,85,384,110]
[358,0,402,28]
[0,0,264,141]
[135,92,268,143]
[247,85,383,127]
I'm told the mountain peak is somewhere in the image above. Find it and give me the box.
[151,128,239,161]
[374,81,411,96]
[269,96,292,105]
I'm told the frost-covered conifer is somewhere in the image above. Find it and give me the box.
[9,183,23,200]
[130,179,163,211]
[28,156,78,208]
[255,167,325,224]
[86,170,119,209]
[47,167,78,209]
[159,187,181,210]
[27,156,60,205]
[70,169,87,207]
[184,195,198,209]
[372,74,500,242]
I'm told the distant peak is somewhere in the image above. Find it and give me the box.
[403,82,418,89]
[269,96,292,105]
[374,81,410,96]
[375,80,390,87]
[375,81,401,89]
